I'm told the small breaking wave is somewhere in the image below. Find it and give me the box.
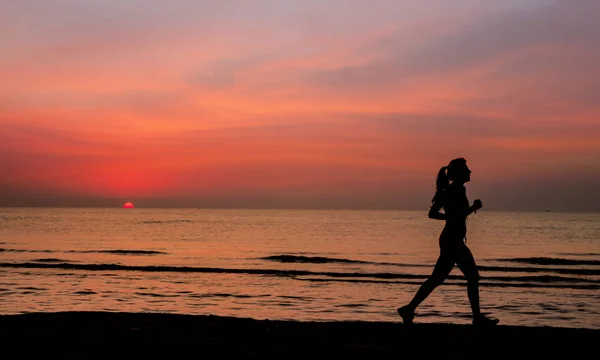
[477,265,599,276]
[261,255,599,275]
[1,248,54,253]
[293,277,599,290]
[495,257,600,266]
[261,255,372,265]
[17,286,47,291]
[142,220,194,224]
[558,252,600,257]
[188,293,271,299]
[135,292,180,298]
[74,290,97,295]
[1,262,597,288]
[260,254,425,267]
[86,250,167,255]
[32,258,76,263]
[0,248,167,255]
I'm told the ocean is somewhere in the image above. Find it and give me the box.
[1,208,598,329]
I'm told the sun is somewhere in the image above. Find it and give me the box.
[123,202,135,209]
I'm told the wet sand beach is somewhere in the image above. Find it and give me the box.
[0,311,597,359]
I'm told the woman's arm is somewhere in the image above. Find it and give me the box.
[428,200,446,220]
[467,199,482,216]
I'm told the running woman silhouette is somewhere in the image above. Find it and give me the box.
[397,158,499,325]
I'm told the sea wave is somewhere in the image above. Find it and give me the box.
[0,248,54,253]
[32,258,77,263]
[141,220,194,224]
[558,252,600,257]
[74,290,97,295]
[1,262,597,287]
[476,265,599,276]
[261,254,600,275]
[88,250,167,255]
[188,293,271,299]
[260,254,426,267]
[293,278,599,290]
[261,255,372,265]
[0,248,167,255]
[495,257,600,266]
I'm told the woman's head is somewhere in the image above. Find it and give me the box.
[432,157,471,203]
[446,157,471,183]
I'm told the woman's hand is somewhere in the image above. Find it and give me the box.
[473,199,483,211]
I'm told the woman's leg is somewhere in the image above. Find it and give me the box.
[456,244,481,317]
[405,251,455,311]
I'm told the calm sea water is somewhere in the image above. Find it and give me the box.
[1,208,598,329]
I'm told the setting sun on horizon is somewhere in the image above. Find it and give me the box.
[123,202,135,209]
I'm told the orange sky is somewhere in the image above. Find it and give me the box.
[1,0,599,211]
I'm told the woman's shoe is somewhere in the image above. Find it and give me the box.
[397,306,415,324]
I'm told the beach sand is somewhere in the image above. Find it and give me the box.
[1,312,597,359]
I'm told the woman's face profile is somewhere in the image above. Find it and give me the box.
[463,165,472,182]
[452,164,471,183]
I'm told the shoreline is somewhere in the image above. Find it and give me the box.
[1,312,597,359]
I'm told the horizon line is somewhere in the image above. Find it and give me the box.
[0,206,596,214]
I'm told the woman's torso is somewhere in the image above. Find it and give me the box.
[440,183,469,244]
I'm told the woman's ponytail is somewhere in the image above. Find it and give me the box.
[432,166,449,204]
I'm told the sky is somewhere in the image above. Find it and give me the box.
[1,0,599,212]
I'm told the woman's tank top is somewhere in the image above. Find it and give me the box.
[440,183,469,241]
